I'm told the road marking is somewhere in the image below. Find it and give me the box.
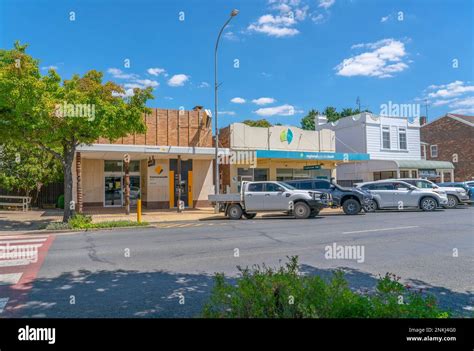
[0,259,32,267]
[0,238,47,245]
[0,273,23,285]
[0,298,9,313]
[343,226,419,234]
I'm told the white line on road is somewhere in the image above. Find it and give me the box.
[0,259,31,268]
[0,238,47,245]
[0,298,9,313]
[0,272,23,285]
[343,226,419,234]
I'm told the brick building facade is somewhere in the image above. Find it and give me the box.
[420,114,474,181]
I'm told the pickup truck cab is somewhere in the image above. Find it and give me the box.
[208,181,327,219]
[285,178,374,215]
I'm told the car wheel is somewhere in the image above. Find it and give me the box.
[363,199,378,212]
[227,204,243,219]
[294,202,311,219]
[243,212,256,219]
[342,199,361,215]
[420,197,437,211]
[446,195,458,209]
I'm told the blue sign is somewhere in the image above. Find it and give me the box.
[256,150,370,161]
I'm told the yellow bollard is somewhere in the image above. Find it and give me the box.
[137,199,142,223]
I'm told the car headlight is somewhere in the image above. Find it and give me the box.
[456,189,466,194]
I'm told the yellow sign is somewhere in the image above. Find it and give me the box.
[154,165,163,175]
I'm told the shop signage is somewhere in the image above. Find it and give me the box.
[303,165,321,170]
[419,169,438,178]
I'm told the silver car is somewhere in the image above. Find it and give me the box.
[355,180,448,211]
[396,178,469,208]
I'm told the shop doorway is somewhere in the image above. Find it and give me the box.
[170,159,193,208]
[104,176,122,207]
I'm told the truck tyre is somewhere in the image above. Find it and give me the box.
[420,197,437,211]
[445,195,458,209]
[342,199,361,215]
[243,212,257,219]
[294,202,311,219]
[227,204,243,219]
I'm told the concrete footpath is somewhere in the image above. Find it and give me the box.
[0,207,344,235]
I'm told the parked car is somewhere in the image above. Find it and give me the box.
[395,178,470,208]
[438,182,474,203]
[209,181,328,219]
[284,178,374,215]
[355,180,448,211]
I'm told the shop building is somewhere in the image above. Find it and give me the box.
[315,112,455,184]
[218,123,370,192]
[73,107,229,209]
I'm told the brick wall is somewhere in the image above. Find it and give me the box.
[97,108,213,147]
[421,116,474,181]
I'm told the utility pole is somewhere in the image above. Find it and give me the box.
[177,155,182,213]
[356,96,361,112]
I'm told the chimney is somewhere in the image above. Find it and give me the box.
[193,105,204,111]
[420,116,427,126]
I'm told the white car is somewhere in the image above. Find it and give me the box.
[355,180,448,211]
[396,178,470,208]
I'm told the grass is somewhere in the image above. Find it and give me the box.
[44,214,148,230]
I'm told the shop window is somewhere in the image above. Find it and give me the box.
[276,168,293,181]
[400,170,410,178]
[373,171,396,181]
[104,160,140,172]
[254,168,268,181]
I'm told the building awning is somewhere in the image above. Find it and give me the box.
[77,144,230,160]
[256,150,370,161]
[394,160,454,170]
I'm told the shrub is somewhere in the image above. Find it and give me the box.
[44,221,71,230]
[57,194,64,209]
[67,214,148,229]
[202,256,448,318]
[68,213,93,229]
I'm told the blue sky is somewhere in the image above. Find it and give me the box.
[1,0,473,128]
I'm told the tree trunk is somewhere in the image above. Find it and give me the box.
[62,146,76,222]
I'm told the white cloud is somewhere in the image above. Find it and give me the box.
[318,0,335,9]
[231,97,246,104]
[107,68,139,80]
[218,111,236,116]
[254,104,300,116]
[168,74,189,87]
[112,88,135,98]
[223,31,238,41]
[427,81,474,99]
[147,67,166,76]
[248,22,299,37]
[198,82,210,88]
[335,39,409,78]
[252,97,276,105]
[380,15,390,22]
[125,79,159,89]
[41,65,58,71]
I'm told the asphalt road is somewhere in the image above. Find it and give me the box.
[3,207,474,318]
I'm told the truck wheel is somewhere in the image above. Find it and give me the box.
[445,195,458,209]
[243,213,256,219]
[227,204,243,219]
[294,202,311,219]
[342,199,361,215]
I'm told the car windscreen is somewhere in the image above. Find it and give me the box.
[280,182,297,190]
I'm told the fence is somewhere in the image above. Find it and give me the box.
[0,182,63,208]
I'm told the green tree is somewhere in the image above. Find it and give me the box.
[323,106,340,122]
[242,119,273,128]
[0,42,153,221]
[300,109,319,130]
[0,142,63,203]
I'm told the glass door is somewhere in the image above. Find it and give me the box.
[104,176,123,207]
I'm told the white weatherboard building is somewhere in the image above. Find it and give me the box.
[315,113,455,185]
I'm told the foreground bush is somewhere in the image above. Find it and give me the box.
[202,256,448,318]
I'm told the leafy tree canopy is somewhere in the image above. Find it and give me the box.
[242,119,273,128]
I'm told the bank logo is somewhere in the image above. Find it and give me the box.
[280,128,293,144]
[154,165,163,175]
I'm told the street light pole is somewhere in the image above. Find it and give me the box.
[214,9,239,201]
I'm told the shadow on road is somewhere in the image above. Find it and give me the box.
[5,264,472,318]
